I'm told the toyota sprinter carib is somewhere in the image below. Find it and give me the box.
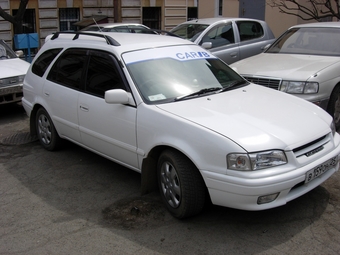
[22,31,340,219]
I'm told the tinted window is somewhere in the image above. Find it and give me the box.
[85,52,125,97]
[32,48,62,77]
[200,23,235,48]
[237,21,264,42]
[47,49,87,89]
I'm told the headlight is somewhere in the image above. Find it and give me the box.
[227,150,287,171]
[280,81,318,94]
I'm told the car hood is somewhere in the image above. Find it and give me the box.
[157,84,331,152]
[231,53,340,80]
[0,58,30,79]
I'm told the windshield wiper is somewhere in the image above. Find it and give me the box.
[175,87,221,101]
[218,80,249,93]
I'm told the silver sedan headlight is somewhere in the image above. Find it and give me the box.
[227,150,287,171]
[280,81,318,94]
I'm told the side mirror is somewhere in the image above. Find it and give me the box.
[15,50,24,57]
[201,42,212,49]
[263,44,271,51]
[105,89,130,104]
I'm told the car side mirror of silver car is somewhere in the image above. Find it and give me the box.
[263,44,271,51]
[201,42,212,49]
[105,89,133,105]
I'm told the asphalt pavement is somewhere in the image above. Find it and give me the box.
[1,103,340,255]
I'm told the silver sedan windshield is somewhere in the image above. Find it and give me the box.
[266,27,340,56]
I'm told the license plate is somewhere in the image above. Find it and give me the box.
[305,156,338,183]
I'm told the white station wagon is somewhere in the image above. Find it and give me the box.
[22,32,340,218]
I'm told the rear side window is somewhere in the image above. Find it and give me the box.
[237,21,264,42]
[31,48,62,77]
[47,48,87,90]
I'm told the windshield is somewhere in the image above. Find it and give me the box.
[266,27,340,56]
[0,40,17,60]
[170,24,209,41]
[123,46,246,104]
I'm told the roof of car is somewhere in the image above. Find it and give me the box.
[44,32,192,54]
[290,21,340,29]
[86,22,149,28]
[179,17,267,25]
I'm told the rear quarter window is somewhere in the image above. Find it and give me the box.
[31,48,62,77]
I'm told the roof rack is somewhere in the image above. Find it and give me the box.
[50,31,121,46]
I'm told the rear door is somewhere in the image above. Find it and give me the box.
[236,20,268,60]
[44,48,87,143]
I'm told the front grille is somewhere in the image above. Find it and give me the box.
[243,76,281,90]
[292,135,329,158]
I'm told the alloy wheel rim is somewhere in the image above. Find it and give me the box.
[160,161,181,208]
[38,114,52,145]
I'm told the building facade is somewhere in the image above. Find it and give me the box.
[0,0,334,49]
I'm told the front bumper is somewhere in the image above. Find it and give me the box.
[202,143,340,211]
[0,84,23,104]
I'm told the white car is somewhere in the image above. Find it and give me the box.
[22,31,340,218]
[80,22,156,34]
[231,22,340,129]
[0,40,30,104]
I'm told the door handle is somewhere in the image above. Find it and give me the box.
[79,105,89,111]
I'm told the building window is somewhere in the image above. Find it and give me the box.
[59,8,80,31]
[188,7,198,21]
[143,7,161,30]
[219,0,223,16]
[12,9,36,33]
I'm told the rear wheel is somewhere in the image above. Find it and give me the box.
[327,85,340,130]
[157,149,206,219]
[36,108,61,151]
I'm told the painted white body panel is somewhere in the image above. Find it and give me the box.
[0,58,30,79]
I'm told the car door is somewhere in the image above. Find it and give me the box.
[198,22,240,64]
[77,50,139,169]
[236,20,268,60]
[44,48,86,143]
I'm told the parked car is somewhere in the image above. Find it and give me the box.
[170,17,276,64]
[81,22,157,34]
[231,22,340,129]
[0,40,30,105]
[22,31,340,219]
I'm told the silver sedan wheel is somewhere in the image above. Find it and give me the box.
[159,161,181,208]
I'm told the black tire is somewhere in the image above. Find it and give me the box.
[35,108,61,151]
[157,149,206,219]
[327,85,340,130]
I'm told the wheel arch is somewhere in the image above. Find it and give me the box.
[140,145,207,196]
[29,103,44,137]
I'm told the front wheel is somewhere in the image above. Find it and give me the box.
[327,85,340,130]
[157,149,206,219]
[36,108,61,151]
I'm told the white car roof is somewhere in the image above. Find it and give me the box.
[85,23,150,28]
[44,32,193,55]
[179,17,267,25]
[290,21,340,29]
